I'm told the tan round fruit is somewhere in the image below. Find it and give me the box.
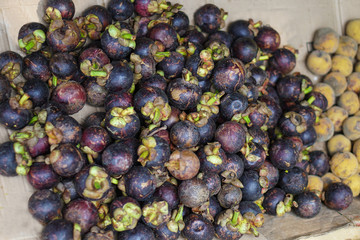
[337,90,360,115]
[343,116,360,141]
[306,175,324,198]
[352,139,360,162]
[314,117,334,142]
[313,27,339,53]
[322,72,347,96]
[325,106,349,132]
[355,61,360,72]
[343,174,360,197]
[313,83,336,109]
[330,152,358,179]
[321,172,341,189]
[346,19,360,44]
[335,35,358,59]
[306,50,332,76]
[331,54,353,77]
[327,134,351,156]
[347,72,360,93]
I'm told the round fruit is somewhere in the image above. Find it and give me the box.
[306,50,332,76]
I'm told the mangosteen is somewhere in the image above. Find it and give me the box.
[101,23,136,60]
[49,143,85,177]
[18,22,47,54]
[75,165,112,201]
[124,166,156,201]
[197,142,227,174]
[212,58,245,94]
[194,4,227,34]
[28,189,62,225]
[254,25,281,53]
[309,151,330,177]
[0,51,22,81]
[178,178,209,208]
[165,149,200,180]
[118,222,155,240]
[269,138,299,170]
[293,191,321,218]
[323,182,353,211]
[157,51,184,79]
[231,37,258,63]
[278,167,308,195]
[108,0,134,21]
[47,19,81,52]
[41,219,81,240]
[110,196,142,232]
[43,0,75,22]
[148,23,179,51]
[81,5,112,40]
[228,19,254,39]
[155,204,185,240]
[240,170,263,201]
[104,107,140,140]
[262,188,292,216]
[27,162,59,190]
[0,141,32,176]
[183,213,215,240]
[133,86,171,125]
[45,114,82,145]
[142,198,171,228]
[64,198,99,233]
[214,121,246,154]
[137,136,170,169]
[102,142,134,178]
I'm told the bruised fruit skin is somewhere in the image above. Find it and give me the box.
[278,167,308,195]
[47,19,81,52]
[124,166,156,201]
[178,178,209,208]
[148,23,179,51]
[255,26,281,53]
[64,198,99,233]
[51,81,86,115]
[306,175,324,197]
[214,121,246,154]
[46,114,82,145]
[347,72,360,93]
[28,189,63,225]
[50,143,85,177]
[212,58,245,94]
[165,149,200,180]
[306,50,332,76]
[183,214,215,240]
[323,182,353,211]
[262,187,286,216]
[217,183,242,209]
[313,27,339,54]
[292,191,321,218]
[170,120,200,149]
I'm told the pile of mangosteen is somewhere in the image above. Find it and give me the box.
[0,0,355,239]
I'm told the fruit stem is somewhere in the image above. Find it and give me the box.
[231,210,240,225]
[90,70,108,77]
[25,40,36,51]
[174,205,184,222]
[303,86,313,94]
[307,96,315,105]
